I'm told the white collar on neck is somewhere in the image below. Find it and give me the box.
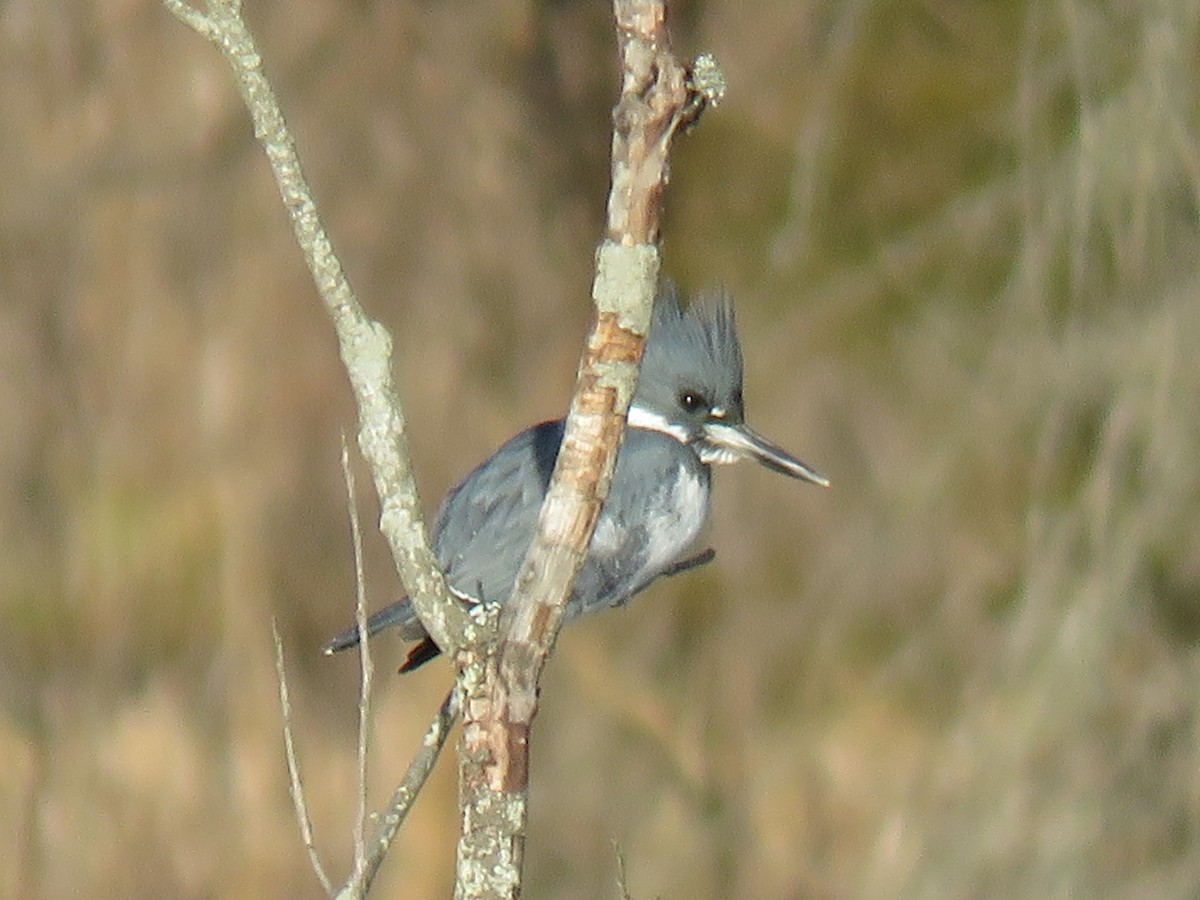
[626,404,690,444]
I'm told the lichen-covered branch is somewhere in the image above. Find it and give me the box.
[453,1,724,896]
[161,0,470,657]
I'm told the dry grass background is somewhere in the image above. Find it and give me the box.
[3,0,1200,897]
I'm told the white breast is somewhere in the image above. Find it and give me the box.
[639,463,710,577]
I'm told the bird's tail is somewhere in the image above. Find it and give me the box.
[324,549,716,669]
[321,598,418,655]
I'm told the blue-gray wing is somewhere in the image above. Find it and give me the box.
[321,421,562,656]
[432,419,563,606]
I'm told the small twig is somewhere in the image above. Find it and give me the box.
[271,618,334,894]
[340,438,373,881]
[335,684,462,899]
[614,839,634,900]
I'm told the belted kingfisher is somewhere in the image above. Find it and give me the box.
[324,284,827,672]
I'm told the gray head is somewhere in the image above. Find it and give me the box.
[629,284,828,485]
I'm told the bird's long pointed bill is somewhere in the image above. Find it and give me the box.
[702,422,830,486]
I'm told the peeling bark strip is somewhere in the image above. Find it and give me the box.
[454,0,724,896]
[606,10,690,245]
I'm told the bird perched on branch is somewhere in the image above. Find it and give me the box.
[323,284,827,672]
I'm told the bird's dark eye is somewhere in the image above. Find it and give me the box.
[678,390,708,414]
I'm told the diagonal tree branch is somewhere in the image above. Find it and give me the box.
[334,684,462,900]
[163,4,478,891]
[161,0,471,658]
[453,1,725,896]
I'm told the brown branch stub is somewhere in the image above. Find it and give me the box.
[454,1,721,896]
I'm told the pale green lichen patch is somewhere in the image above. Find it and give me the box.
[592,241,659,332]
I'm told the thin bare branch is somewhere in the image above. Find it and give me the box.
[271,618,333,895]
[159,0,470,659]
[335,685,462,900]
[339,439,373,881]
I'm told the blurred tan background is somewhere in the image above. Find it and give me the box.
[4,0,1200,897]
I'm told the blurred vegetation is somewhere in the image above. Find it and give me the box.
[3,0,1200,896]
